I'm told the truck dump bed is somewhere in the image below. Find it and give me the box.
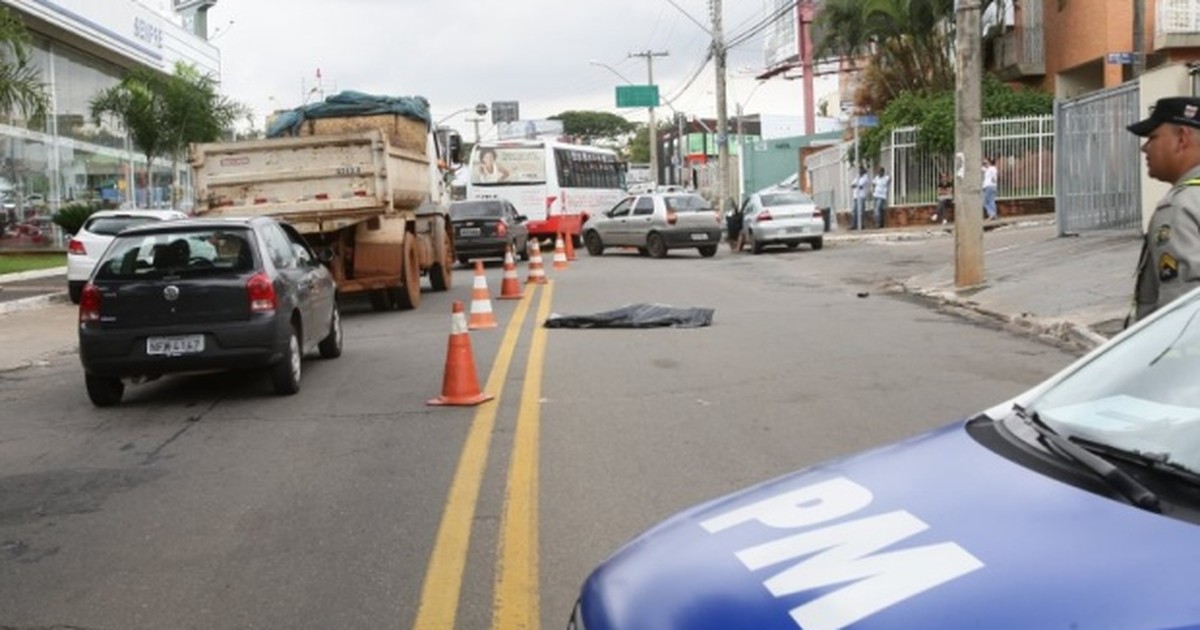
[190,130,432,234]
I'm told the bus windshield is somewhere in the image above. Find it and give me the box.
[471,146,546,186]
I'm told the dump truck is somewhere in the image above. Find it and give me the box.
[189,92,458,311]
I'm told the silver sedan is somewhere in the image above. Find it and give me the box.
[741,190,825,254]
[583,193,723,258]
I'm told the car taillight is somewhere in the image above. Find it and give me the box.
[812,210,824,220]
[666,211,678,225]
[246,272,277,313]
[68,238,87,256]
[496,221,508,236]
[79,284,101,323]
[757,210,774,222]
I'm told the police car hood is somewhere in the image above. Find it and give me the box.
[578,420,1200,630]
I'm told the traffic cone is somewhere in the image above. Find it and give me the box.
[497,244,524,300]
[427,301,495,407]
[468,260,498,330]
[565,230,577,261]
[526,238,548,285]
[552,233,569,271]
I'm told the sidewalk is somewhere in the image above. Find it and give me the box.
[0,218,1143,372]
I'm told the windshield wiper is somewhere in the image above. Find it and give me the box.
[1013,404,1162,513]
[1070,437,1200,487]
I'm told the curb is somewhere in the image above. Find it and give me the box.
[826,217,1054,245]
[0,290,69,316]
[0,265,67,283]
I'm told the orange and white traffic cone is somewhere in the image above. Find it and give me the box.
[468,260,498,330]
[552,233,569,271]
[564,230,577,261]
[497,244,524,300]
[427,301,495,407]
[526,239,548,285]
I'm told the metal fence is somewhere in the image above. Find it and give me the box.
[806,141,851,217]
[1054,82,1142,234]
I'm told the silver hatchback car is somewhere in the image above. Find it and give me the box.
[741,189,825,253]
[583,193,723,258]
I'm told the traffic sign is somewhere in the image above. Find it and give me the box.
[491,101,519,124]
[1106,52,1136,65]
[616,85,660,108]
[855,115,879,127]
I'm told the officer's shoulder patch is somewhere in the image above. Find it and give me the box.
[1161,252,1179,282]
[1158,224,1172,244]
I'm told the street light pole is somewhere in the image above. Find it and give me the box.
[955,0,984,287]
[630,50,669,187]
[713,0,730,216]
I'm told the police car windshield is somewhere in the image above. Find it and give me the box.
[1027,291,1200,476]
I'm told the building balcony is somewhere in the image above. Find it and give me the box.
[991,26,1046,79]
[1156,0,1200,51]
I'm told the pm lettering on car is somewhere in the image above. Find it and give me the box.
[699,477,984,630]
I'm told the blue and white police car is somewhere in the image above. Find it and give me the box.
[569,287,1200,629]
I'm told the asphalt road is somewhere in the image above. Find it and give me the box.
[0,241,1080,630]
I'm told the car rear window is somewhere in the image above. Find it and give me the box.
[761,192,814,207]
[663,195,713,213]
[451,202,504,219]
[83,216,165,236]
[93,228,256,280]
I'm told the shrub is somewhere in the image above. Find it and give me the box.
[51,202,99,235]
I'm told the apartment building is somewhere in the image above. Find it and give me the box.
[992,0,1200,97]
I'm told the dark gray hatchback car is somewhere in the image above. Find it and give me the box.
[78,216,341,406]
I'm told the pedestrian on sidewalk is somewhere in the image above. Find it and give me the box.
[851,166,869,230]
[982,157,998,220]
[1126,96,1200,325]
[872,166,890,228]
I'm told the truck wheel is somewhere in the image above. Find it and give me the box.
[394,237,421,310]
[429,229,453,292]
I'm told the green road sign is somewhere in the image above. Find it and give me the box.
[616,85,660,108]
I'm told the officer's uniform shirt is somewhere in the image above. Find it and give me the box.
[1134,163,1200,322]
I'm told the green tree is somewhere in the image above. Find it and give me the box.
[814,0,956,113]
[549,110,636,144]
[90,61,244,207]
[0,6,49,125]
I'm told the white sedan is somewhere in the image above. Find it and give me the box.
[67,209,187,303]
[741,189,826,254]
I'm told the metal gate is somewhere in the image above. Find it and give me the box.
[1054,82,1142,235]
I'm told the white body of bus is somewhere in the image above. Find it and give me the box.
[465,140,625,241]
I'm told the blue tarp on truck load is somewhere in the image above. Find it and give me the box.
[266,91,432,138]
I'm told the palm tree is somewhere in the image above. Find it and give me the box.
[90,62,244,207]
[814,0,956,112]
[0,6,49,125]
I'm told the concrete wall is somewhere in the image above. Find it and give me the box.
[1137,62,1193,229]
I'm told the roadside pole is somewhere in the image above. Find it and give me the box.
[713,0,730,218]
[954,0,984,287]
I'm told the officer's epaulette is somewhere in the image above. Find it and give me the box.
[1185,178,1200,186]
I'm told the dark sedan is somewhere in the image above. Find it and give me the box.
[77,216,341,406]
[450,199,530,264]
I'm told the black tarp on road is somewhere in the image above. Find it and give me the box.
[544,303,714,329]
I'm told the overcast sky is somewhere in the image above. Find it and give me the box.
[201,0,840,138]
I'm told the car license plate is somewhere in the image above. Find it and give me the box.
[788,226,810,234]
[459,227,481,237]
[147,335,204,356]
[690,233,709,241]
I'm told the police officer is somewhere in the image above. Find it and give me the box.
[1126,96,1200,325]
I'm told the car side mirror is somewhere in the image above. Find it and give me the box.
[515,214,527,223]
[317,248,335,265]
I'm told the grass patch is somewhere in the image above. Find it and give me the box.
[0,253,66,275]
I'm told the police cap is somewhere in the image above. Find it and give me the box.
[1127,96,1200,136]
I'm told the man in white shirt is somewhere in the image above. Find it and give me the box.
[982,157,998,220]
[851,166,868,230]
[872,167,891,228]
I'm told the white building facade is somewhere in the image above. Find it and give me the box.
[1,0,217,245]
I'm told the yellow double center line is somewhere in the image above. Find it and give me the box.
[413,282,554,630]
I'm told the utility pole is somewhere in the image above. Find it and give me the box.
[1132,0,1145,78]
[630,50,669,186]
[713,0,731,216]
[796,0,816,136]
[955,0,984,287]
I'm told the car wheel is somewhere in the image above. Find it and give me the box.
[394,237,421,310]
[429,228,453,292]
[318,305,343,359]
[519,237,530,261]
[750,233,764,255]
[68,281,83,305]
[271,324,302,395]
[646,232,667,258]
[85,374,124,407]
[811,236,824,251]
[584,231,605,256]
[698,245,718,257]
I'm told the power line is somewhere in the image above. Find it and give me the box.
[726,1,794,50]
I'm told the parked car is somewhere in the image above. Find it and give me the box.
[77,216,341,406]
[569,285,1200,629]
[67,209,188,303]
[449,199,529,265]
[741,189,825,253]
[583,193,722,258]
